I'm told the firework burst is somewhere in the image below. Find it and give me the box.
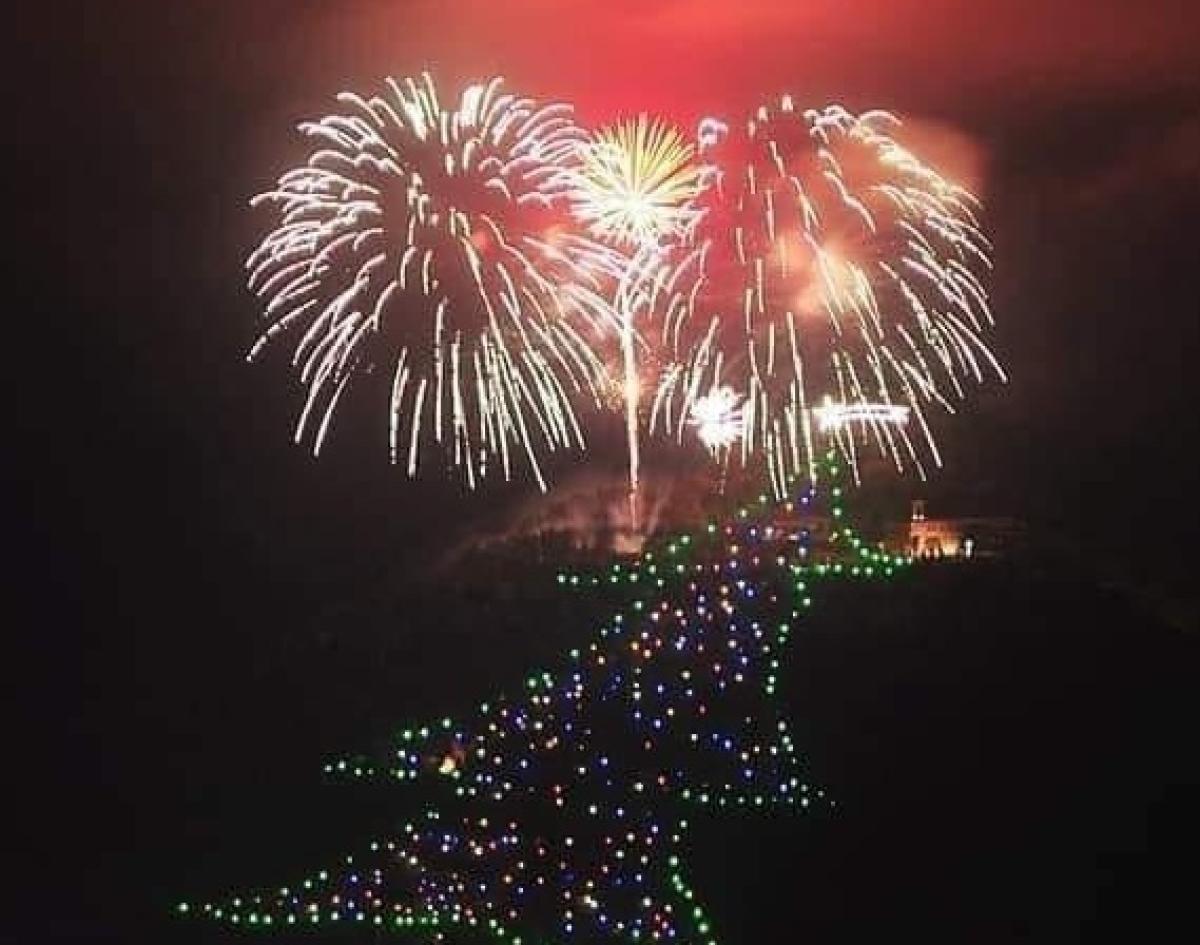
[548,117,706,533]
[246,74,609,491]
[655,99,1006,493]
[559,116,704,249]
[689,385,744,450]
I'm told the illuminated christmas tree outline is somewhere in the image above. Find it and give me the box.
[181,452,909,943]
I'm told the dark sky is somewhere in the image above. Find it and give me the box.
[18,0,1200,633]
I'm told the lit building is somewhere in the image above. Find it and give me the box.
[896,500,1025,559]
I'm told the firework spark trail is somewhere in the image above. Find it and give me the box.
[551,118,706,533]
[246,74,611,492]
[557,116,704,250]
[655,99,1006,491]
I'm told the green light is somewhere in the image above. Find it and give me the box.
[180,463,906,945]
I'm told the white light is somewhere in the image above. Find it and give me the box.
[813,397,911,433]
[689,387,744,449]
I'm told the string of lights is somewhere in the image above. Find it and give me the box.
[181,452,910,942]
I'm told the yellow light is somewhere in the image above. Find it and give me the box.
[563,116,703,249]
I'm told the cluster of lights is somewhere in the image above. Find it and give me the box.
[183,453,911,942]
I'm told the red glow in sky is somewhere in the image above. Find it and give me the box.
[267,0,1200,123]
[193,0,1198,206]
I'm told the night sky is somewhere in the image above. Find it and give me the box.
[15,2,1200,941]
[24,0,1200,585]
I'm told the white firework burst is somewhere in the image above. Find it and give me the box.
[246,74,611,491]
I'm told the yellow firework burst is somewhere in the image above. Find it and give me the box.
[564,116,703,248]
